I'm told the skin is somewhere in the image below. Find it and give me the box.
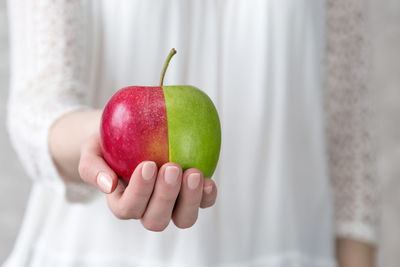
[50,110,217,231]
[49,110,374,263]
[336,238,375,267]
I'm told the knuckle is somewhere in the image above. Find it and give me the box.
[78,161,90,181]
[130,208,143,220]
[174,217,197,229]
[141,219,169,232]
[116,206,132,220]
[115,205,143,220]
[200,199,215,209]
[200,203,208,209]
[114,211,129,220]
[107,199,128,220]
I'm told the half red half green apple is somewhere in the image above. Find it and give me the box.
[100,49,221,183]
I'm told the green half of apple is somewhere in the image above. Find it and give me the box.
[163,85,221,178]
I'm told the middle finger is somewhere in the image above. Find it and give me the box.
[141,163,182,231]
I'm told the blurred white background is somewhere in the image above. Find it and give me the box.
[370,1,400,266]
[0,1,399,266]
[0,0,32,262]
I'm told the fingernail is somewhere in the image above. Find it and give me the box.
[204,185,213,194]
[97,172,112,193]
[142,161,156,181]
[165,166,179,185]
[187,173,201,190]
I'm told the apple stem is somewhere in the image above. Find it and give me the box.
[160,48,177,86]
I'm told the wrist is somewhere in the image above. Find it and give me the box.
[336,238,376,267]
[50,109,102,182]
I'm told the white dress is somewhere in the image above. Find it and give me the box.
[5,0,376,266]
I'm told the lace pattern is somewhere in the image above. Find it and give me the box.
[7,0,93,200]
[325,0,377,244]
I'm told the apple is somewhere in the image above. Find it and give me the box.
[100,49,221,183]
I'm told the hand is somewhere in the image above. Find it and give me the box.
[78,134,217,231]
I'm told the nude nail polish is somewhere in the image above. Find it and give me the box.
[142,161,156,180]
[187,173,201,189]
[97,172,112,193]
[204,185,213,194]
[165,166,179,185]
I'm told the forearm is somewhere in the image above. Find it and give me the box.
[49,109,102,183]
[336,238,375,267]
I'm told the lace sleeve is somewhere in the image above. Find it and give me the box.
[325,0,377,244]
[7,0,93,200]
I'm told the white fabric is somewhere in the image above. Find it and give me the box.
[5,0,376,266]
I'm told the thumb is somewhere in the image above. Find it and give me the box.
[78,134,118,193]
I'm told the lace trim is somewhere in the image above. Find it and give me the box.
[335,221,377,244]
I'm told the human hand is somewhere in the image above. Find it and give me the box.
[78,134,217,231]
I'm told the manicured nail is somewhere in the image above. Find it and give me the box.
[204,185,213,194]
[97,172,112,193]
[142,161,156,181]
[165,166,179,185]
[187,173,201,189]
